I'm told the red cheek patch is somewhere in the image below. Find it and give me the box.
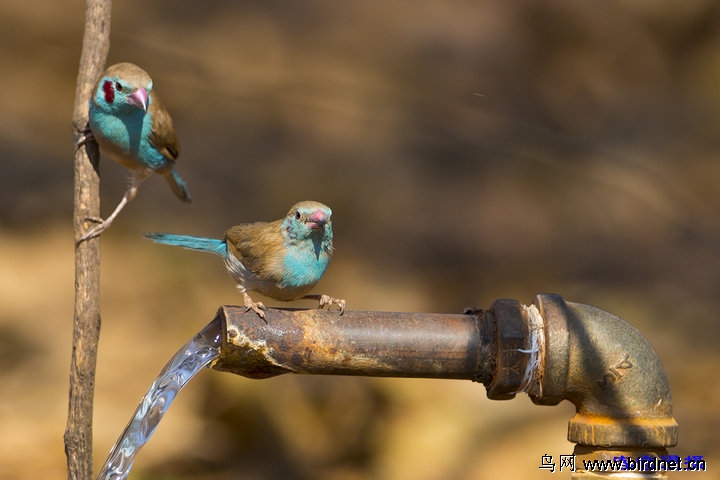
[102,80,115,104]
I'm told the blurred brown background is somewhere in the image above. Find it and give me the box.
[1,0,719,478]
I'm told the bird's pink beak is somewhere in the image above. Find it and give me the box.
[128,88,149,112]
[307,210,327,229]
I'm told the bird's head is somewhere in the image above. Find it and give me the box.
[282,201,333,244]
[92,63,153,113]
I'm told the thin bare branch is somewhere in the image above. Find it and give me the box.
[65,1,111,479]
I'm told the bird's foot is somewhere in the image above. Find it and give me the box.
[75,218,110,245]
[75,194,132,245]
[308,294,346,315]
[73,122,94,151]
[243,292,267,322]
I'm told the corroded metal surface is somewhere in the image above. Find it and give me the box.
[210,294,679,466]
[211,307,495,381]
[531,294,678,449]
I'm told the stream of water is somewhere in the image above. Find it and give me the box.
[96,319,222,480]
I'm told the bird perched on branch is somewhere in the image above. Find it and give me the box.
[145,201,345,319]
[76,62,192,244]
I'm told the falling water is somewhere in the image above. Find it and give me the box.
[96,319,222,480]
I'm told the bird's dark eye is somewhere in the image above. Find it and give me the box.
[115,81,123,92]
[295,211,301,220]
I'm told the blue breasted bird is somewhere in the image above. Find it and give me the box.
[77,62,191,244]
[144,201,345,319]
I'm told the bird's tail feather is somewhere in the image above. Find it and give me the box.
[144,233,226,256]
[164,169,192,203]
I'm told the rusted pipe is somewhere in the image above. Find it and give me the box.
[210,294,678,478]
[530,294,678,478]
[211,308,496,382]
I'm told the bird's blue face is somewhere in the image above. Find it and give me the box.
[279,202,334,285]
[284,204,332,241]
[94,75,152,114]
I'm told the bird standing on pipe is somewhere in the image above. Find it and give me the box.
[76,62,192,244]
[145,201,345,320]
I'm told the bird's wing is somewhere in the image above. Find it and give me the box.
[225,221,285,279]
[147,91,181,161]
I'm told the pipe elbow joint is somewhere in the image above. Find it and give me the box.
[530,294,678,449]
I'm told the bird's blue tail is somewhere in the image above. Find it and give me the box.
[144,233,226,256]
[164,169,192,203]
